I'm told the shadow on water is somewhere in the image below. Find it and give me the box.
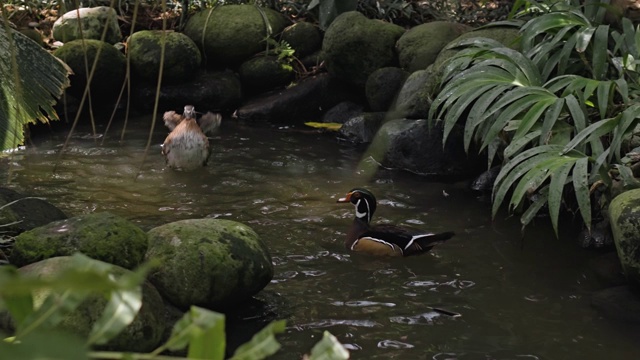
[2,116,638,359]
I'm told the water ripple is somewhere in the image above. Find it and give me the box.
[377,339,414,349]
[294,319,382,330]
[331,300,396,307]
[389,311,442,325]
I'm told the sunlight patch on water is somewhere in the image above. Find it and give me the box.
[331,300,396,307]
[377,339,414,349]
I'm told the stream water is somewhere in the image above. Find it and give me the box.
[1,116,637,359]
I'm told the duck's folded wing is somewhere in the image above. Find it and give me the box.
[163,111,183,131]
[199,112,222,136]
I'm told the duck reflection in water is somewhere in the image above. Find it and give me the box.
[161,105,222,171]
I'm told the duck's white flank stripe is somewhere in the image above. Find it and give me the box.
[403,233,435,250]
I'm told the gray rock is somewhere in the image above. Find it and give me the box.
[321,101,364,124]
[338,112,386,144]
[397,21,471,72]
[0,187,66,236]
[366,119,484,178]
[53,39,125,104]
[132,70,242,112]
[145,218,273,310]
[281,21,322,58]
[184,5,290,67]
[470,166,501,193]
[392,68,437,119]
[53,7,122,44]
[128,30,201,85]
[238,55,294,94]
[234,73,359,124]
[322,11,404,87]
[9,256,165,352]
[609,188,640,289]
[365,67,409,112]
[10,212,148,270]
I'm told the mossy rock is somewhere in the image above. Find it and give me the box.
[391,68,437,119]
[10,212,148,270]
[53,39,125,101]
[184,5,290,67]
[52,6,122,44]
[322,11,405,87]
[5,256,166,352]
[365,67,409,112]
[281,21,322,58]
[397,21,472,72]
[145,218,273,310]
[128,30,201,85]
[609,188,640,290]
[432,25,522,73]
[0,187,67,236]
[238,55,294,94]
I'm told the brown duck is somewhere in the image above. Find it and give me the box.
[162,105,221,171]
[337,188,454,256]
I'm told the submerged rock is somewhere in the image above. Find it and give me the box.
[52,6,122,44]
[128,30,201,85]
[338,112,386,144]
[1,256,166,352]
[0,187,67,236]
[145,218,273,310]
[10,212,148,270]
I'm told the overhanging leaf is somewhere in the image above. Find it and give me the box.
[306,331,350,360]
[0,21,70,151]
[230,320,286,360]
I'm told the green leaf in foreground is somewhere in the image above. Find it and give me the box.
[230,320,286,360]
[158,306,225,360]
[0,20,70,151]
[305,331,350,360]
[0,330,89,360]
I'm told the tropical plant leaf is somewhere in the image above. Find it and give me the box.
[0,330,89,360]
[548,162,574,236]
[306,331,350,360]
[572,156,592,230]
[163,306,225,360]
[592,24,610,79]
[230,320,286,360]
[0,21,70,151]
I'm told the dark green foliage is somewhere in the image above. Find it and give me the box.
[430,0,640,234]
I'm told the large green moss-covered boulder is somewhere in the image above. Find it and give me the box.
[183,5,289,67]
[396,21,471,72]
[10,212,148,270]
[145,218,273,310]
[281,21,322,58]
[8,256,165,352]
[322,11,405,87]
[52,7,122,44]
[609,188,640,289]
[239,55,294,94]
[128,30,201,84]
[53,39,125,102]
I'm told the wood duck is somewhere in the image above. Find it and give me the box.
[161,105,222,171]
[337,188,455,256]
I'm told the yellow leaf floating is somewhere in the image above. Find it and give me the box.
[304,122,343,131]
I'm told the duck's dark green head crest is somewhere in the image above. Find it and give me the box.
[343,188,377,223]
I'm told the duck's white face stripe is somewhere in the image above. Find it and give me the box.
[355,199,368,220]
[403,233,435,250]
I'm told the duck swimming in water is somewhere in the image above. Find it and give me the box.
[337,188,455,256]
[162,105,222,171]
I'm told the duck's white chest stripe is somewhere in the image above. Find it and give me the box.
[352,237,399,252]
[403,233,435,250]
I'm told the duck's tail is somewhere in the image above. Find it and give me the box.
[406,231,455,254]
